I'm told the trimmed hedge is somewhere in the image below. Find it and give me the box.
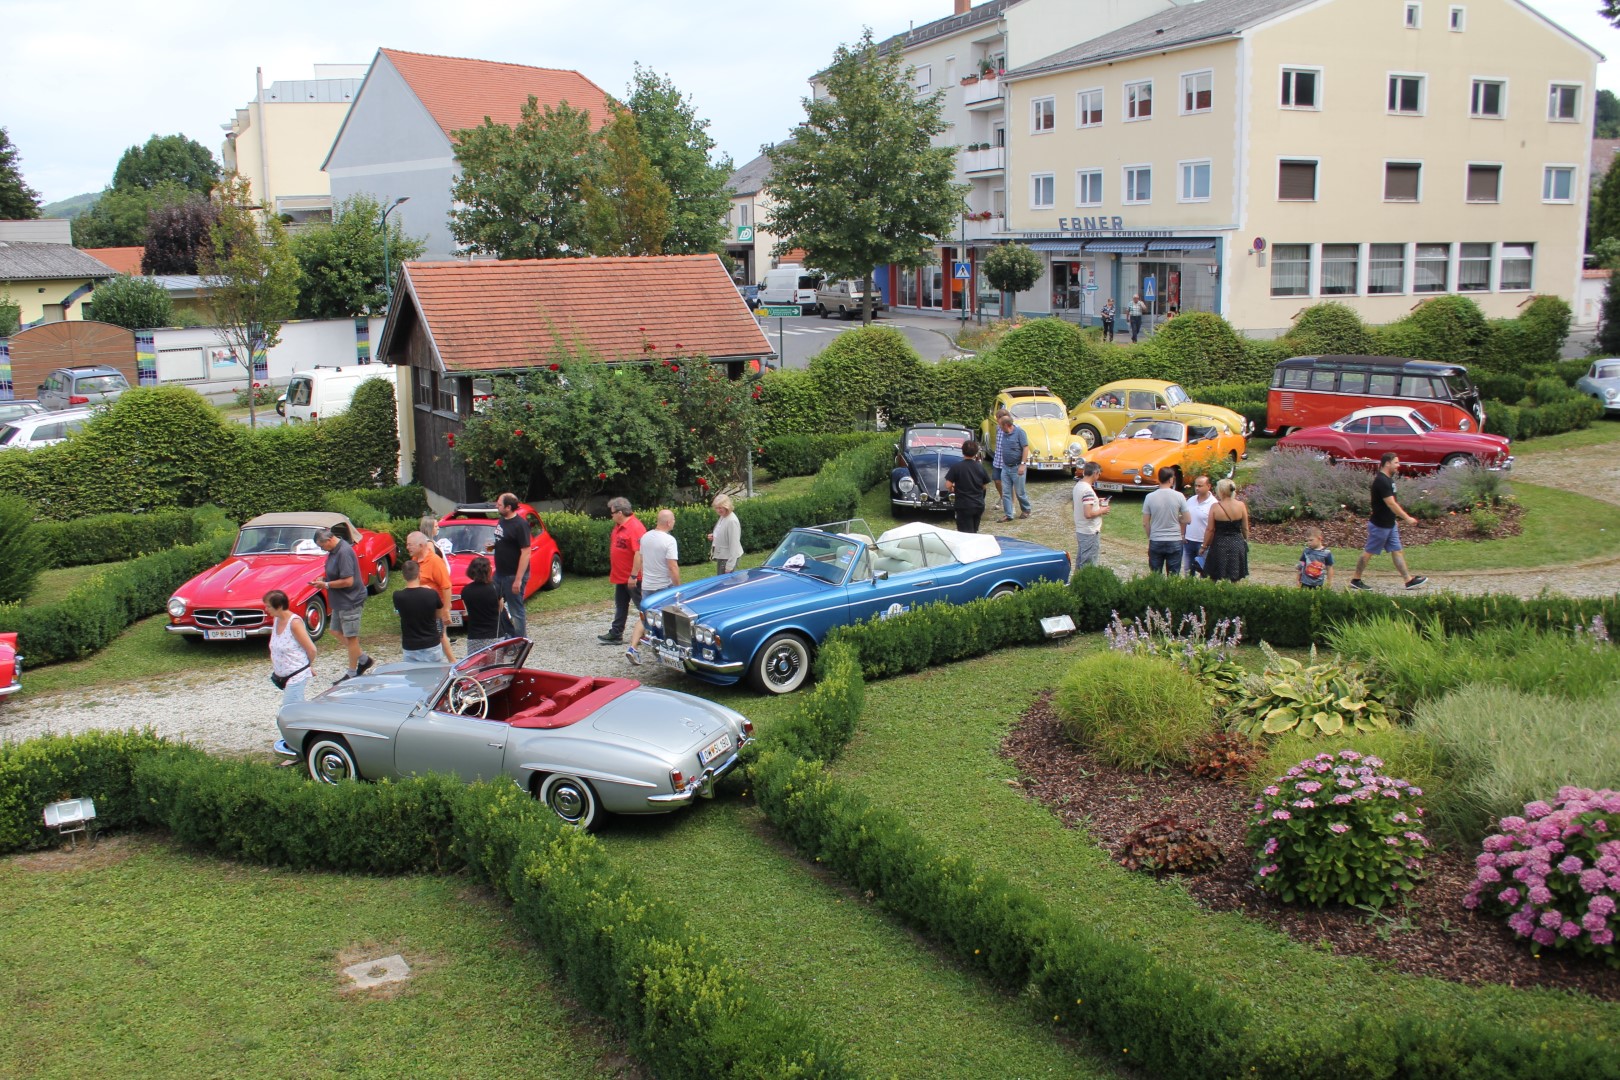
[1484,395,1603,440]
[0,729,172,852]
[760,433,892,479]
[30,505,233,570]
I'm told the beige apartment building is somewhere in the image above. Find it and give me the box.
[1002,0,1601,334]
[221,64,367,225]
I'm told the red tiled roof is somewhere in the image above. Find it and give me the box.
[399,255,773,371]
[1583,268,1612,279]
[379,48,612,137]
[80,246,144,275]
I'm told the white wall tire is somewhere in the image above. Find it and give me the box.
[750,632,813,695]
[306,736,359,784]
[538,774,600,830]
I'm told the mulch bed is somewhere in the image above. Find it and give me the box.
[1248,502,1523,550]
[1001,692,1619,1001]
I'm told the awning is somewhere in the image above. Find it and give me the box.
[1081,241,1147,255]
[1146,239,1218,252]
[1025,240,1085,254]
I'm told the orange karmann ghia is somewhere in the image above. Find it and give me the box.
[1078,415,1247,493]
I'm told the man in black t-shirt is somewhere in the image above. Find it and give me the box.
[490,493,532,639]
[943,440,994,533]
[392,560,447,663]
[1350,453,1427,592]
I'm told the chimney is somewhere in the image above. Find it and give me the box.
[955,0,969,13]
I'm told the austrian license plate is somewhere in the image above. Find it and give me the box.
[1034,461,1065,471]
[656,647,685,672]
[448,611,464,627]
[699,732,733,766]
[1095,481,1125,492]
[204,628,246,641]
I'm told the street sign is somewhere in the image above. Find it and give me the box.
[1084,282,1099,292]
[759,305,803,317]
[952,261,972,280]
[1143,275,1157,301]
[736,225,755,242]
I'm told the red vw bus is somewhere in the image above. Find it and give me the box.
[1266,356,1485,435]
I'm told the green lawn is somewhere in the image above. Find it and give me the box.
[1506,417,1620,455]
[26,561,130,607]
[0,838,629,1079]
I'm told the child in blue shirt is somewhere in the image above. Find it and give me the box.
[1298,527,1334,588]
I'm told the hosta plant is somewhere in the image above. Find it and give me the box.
[1247,750,1430,908]
[1117,814,1223,875]
[1229,643,1392,739]
[1104,607,1247,703]
[1462,787,1620,964]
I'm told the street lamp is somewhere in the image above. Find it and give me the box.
[381,196,410,307]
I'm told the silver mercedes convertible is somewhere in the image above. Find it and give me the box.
[273,639,753,829]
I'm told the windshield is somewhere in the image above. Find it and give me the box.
[232,525,324,556]
[1009,401,1065,420]
[454,638,529,677]
[1121,419,1186,442]
[904,428,966,451]
[1409,411,1436,432]
[764,530,863,584]
[77,374,128,394]
[0,424,20,447]
[1164,384,1190,407]
[435,523,494,555]
[1440,374,1476,401]
[1594,363,1620,380]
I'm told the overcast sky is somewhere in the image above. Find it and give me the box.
[4,0,1617,205]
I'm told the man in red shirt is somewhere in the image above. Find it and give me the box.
[599,496,647,644]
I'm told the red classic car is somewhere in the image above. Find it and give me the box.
[0,632,20,702]
[165,512,398,642]
[1276,406,1512,473]
[433,503,564,629]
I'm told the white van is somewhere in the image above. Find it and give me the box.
[815,279,887,319]
[757,267,823,313]
[283,365,397,424]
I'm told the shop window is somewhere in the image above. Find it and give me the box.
[1270,244,1312,297]
[1076,89,1103,127]
[1076,169,1103,206]
[1466,164,1501,203]
[1124,165,1151,204]
[1458,242,1491,291]
[1125,80,1152,121]
[1499,244,1533,290]
[1031,96,1055,133]
[1030,173,1055,208]
[1384,162,1421,201]
[1281,68,1319,109]
[1278,160,1317,201]
[1367,243,1406,294]
[1179,160,1211,202]
[1388,74,1424,114]
[1470,79,1505,118]
[1548,84,1580,121]
[1320,244,1359,295]
[1181,71,1212,114]
[1542,166,1575,202]
[1414,243,1450,292]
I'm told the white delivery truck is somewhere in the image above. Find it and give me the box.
[283,365,397,423]
[757,267,823,313]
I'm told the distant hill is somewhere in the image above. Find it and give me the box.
[40,192,100,219]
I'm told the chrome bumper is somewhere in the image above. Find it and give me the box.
[891,494,951,509]
[653,641,746,677]
[166,624,273,638]
[1489,457,1514,472]
[0,682,20,698]
[644,738,752,806]
[272,739,299,760]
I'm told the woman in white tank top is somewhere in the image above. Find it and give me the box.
[266,590,318,704]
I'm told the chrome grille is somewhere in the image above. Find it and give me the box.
[194,608,268,629]
[663,608,694,647]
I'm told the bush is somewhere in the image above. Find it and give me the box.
[0,730,173,852]
[1480,296,1571,373]
[345,484,427,520]
[232,383,276,409]
[760,433,890,479]
[1103,606,1246,702]
[1116,814,1223,874]
[1186,381,1268,409]
[319,375,401,491]
[1228,644,1393,738]
[88,273,173,331]
[1411,685,1620,841]
[1279,302,1376,357]
[758,367,837,443]
[1376,295,1490,365]
[1247,749,1430,908]
[1054,651,1214,771]
[1187,730,1266,781]
[29,507,218,569]
[1248,727,1446,808]
[1243,449,1371,522]
[1399,464,1511,519]
[1140,311,1249,388]
[0,494,44,604]
[806,325,928,428]
[1487,393,1603,439]
[1463,788,1619,962]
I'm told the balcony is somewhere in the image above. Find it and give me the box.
[961,76,1003,108]
[961,145,1005,174]
[960,215,1006,241]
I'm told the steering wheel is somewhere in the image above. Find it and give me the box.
[447,675,489,719]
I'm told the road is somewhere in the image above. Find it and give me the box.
[760,312,972,369]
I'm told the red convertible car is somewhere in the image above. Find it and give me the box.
[0,632,19,702]
[1276,406,1512,473]
[434,503,564,630]
[166,512,398,642]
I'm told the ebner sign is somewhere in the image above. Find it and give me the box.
[1045,217,1173,236]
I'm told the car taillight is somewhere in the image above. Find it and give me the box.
[740,719,754,737]
[670,769,687,791]
[68,395,89,405]
[309,411,318,420]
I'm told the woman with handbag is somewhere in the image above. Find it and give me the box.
[266,589,318,703]
[1198,478,1251,582]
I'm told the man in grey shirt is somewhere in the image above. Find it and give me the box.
[314,527,374,683]
[1141,467,1189,575]
[626,509,680,665]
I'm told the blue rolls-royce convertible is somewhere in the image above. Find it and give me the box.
[891,423,974,512]
[637,520,1071,694]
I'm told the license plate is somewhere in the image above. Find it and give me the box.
[448,611,464,626]
[1035,461,1065,471]
[699,733,732,766]
[1095,481,1125,492]
[205,628,246,640]
[656,647,685,672]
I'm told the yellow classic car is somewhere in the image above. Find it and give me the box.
[1067,379,1253,451]
[981,387,1073,472]
[1080,416,1248,493]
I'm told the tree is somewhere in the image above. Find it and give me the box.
[1604,0,1620,27]
[583,109,671,256]
[626,66,732,254]
[764,30,967,324]
[70,185,169,248]
[1590,153,1620,254]
[1596,89,1620,139]
[1597,272,1620,356]
[0,128,42,219]
[143,192,219,274]
[449,98,605,259]
[200,176,301,429]
[290,194,426,319]
[112,134,219,196]
[91,274,174,330]
[980,244,1043,319]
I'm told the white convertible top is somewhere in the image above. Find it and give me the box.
[878,521,1001,563]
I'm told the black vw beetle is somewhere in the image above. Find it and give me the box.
[890,423,975,513]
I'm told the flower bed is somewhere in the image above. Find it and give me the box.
[1246,502,1524,548]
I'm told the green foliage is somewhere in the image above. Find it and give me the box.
[625,66,731,256]
[979,244,1043,310]
[0,495,44,604]
[1415,686,1620,843]
[345,483,427,520]
[1598,267,1620,356]
[760,433,890,478]
[582,107,671,257]
[199,177,300,387]
[1591,151,1620,254]
[1375,295,1491,364]
[290,194,425,319]
[1598,88,1620,139]
[111,133,218,195]
[758,367,838,441]
[450,97,606,259]
[1249,727,1446,805]
[232,383,275,408]
[1480,295,1571,373]
[1102,607,1247,702]
[980,317,1103,408]
[806,325,927,425]
[69,183,187,249]
[1228,644,1393,738]
[0,296,20,338]
[321,377,400,490]
[1138,311,1247,388]
[1247,749,1430,908]
[1485,393,1602,439]
[30,506,224,569]
[1279,302,1376,357]
[1189,381,1269,409]
[141,191,219,275]
[89,273,173,330]
[0,730,173,851]
[0,127,42,219]
[1054,651,1214,771]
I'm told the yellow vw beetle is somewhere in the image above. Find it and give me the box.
[981,387,1074,472]
[1067,379,1252,451]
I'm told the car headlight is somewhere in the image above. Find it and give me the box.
[694,624,720,648]
[1459,418,1471,431]
[644,609,663,632]
[898,476,916,495]
[1607,388,1618,402]
[167,597,187,618]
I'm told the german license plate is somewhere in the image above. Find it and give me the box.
[204,628,246,641]
[449,611,464,626]
[1095,481,1125,492]
[699,732,732,766]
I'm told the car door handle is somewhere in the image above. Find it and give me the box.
[487,742,504,749]
[914,580,934,587]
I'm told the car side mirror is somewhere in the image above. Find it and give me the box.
[873,570,889,581]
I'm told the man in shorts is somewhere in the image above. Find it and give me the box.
[1072,460,1110,570]
[314,526,374,683]
[625,509,679,665]
[1350,453,1428,592]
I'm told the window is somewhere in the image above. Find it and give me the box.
[1400,376,1439,399]
[1466,163,1501,202]
[1414,243,1450,292]
[1309,368,1338,391]
[1388,75,1424,114]
[437,374,460,414]
[1368,372,1399,396]
[913,64,932,90]
[1405,2,1421,27]
[1124,165,1152,203]
[1458,242,1491,291]
[1470,79,1505,118]
[1181,71,1212,113]
[1449,5,1465,30]
[1076,169,1103,206]
[1031,96,1055,132]
[1543,166,1576,202]
[1125,80,1153,120]
[1281,68,1319,108]
[1384,162,1421,201]
[1548,84,1580,121]
[1368,243,1406,293]
[1030,173,1055,208]
[1271,244,1312,297]
[738,203,752,227]
[1179,160,1211,202]
[1278,159,1318,201]
[1499,243,1534,290]
[1076,88,1103,127]
[414,366,433,410]
[1280,367,1310,390]
[1340,369,1371,394]
[1320,244,1359,295]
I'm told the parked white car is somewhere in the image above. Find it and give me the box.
[283,365,396,424]
[0,407,94,450]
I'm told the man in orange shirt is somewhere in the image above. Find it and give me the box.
[599,497,646,645]
[406,531,456,662]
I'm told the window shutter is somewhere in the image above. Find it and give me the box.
[1384,164,1419,200]
[1466,165,1500,202]
[1278,161,1317,200]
